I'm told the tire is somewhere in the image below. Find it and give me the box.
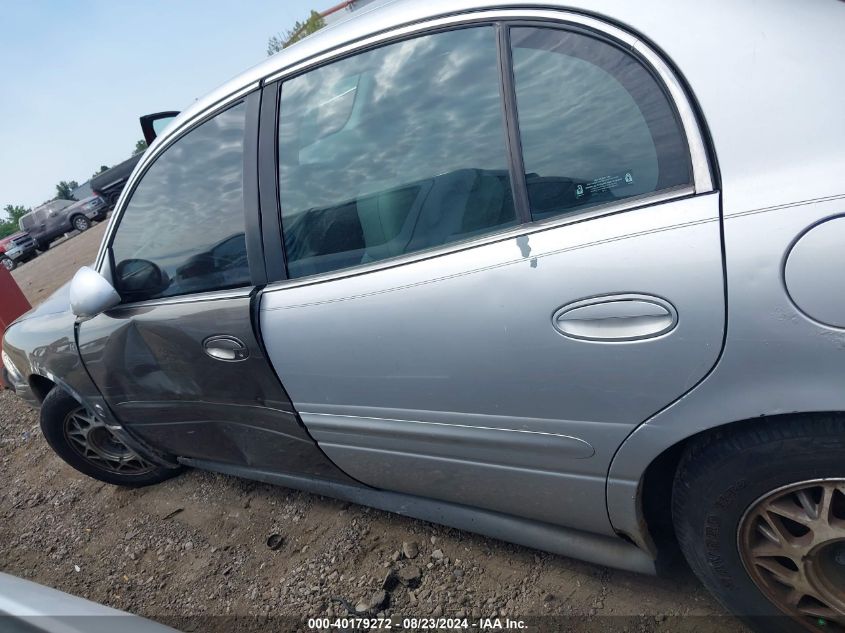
[40,388,182,487]
[1,256,15,272]
[673,416,845,632]
[36,240,50,253]
[71,215,91,232]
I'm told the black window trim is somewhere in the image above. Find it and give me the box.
[496,23,531,225]
[102,93,262,308]
[504,19,694,203]
[243,90,266,287]
[257,80,287,282]
[261,16,701,286]
[94,9,712,295]
[259,8,712,193]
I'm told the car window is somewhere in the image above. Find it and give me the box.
[277,26,517,279]
[510,27,691,221]
[110,101,249,302]
[152,115,177,138]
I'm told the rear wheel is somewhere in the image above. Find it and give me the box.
[673,416,845,632]
[71,215,91,232]
[40,388,182,487]
[740,481,845,623]
[1,256,15,272]
[35,240,50,253]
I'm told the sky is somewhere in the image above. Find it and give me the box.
[0,0,322,211]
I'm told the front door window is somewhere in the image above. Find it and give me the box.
[110,102,250,302]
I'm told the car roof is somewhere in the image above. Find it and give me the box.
[30,199,75,214]
[154,0,844,216]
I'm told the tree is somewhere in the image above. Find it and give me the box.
[0,204,29,239]
[92,164,110,178]
[133,139,148,155]
[55,180,80,201]
[267,10,325,55]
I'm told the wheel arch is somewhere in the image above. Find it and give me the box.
[28,373,180,469]
[27,373,56,403]
[68,213,88,230]
[614,411,845,566]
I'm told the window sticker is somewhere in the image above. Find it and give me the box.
[575,171,635,199]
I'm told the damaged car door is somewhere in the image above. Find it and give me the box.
[76,97,347,481]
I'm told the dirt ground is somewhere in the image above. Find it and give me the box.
[10,220,110,303]
[1,224,745,631]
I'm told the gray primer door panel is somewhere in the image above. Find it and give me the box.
[260,194,724,534]
[77,294,353,482]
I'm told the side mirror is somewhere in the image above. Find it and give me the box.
[69,267,121,318]
[115,258,169,300]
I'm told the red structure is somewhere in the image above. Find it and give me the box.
[0,265,30,339]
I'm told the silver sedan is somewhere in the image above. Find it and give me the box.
[3,0,844,630]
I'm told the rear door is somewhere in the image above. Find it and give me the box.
[258,17,723,534]
[77,95,349,482]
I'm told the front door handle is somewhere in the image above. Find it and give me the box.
[202,335,249,361]
[553,294,678,342]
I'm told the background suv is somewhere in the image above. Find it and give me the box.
[18,195,108,251]
[0,231,37,271]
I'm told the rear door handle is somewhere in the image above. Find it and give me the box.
[202,335,249,361]
[553,294,678,342]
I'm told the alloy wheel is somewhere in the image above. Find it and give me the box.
[74,217,90,231]
[1,258,13,272]
[62,406,155,475]
[739,479,845,630]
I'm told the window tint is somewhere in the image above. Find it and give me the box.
[111,102,249,301]
[510,27,691,221]
[278,27,516,279]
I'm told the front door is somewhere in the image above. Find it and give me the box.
[257,20,723,534]
[78,98,348,482]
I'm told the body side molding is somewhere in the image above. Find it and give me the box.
[179,456,657,575]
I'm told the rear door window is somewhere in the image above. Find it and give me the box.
[510,27,691,220]
[276,27,517,279]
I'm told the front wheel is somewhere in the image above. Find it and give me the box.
[71,215,91,232]
[1,256,15,272]
[673,416,845,632]
[39,388,182,487]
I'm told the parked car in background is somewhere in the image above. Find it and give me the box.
[19,195,108,251]
[0,572,179,633]
[71,180,94,201]
[91,112,178,208]
[2,1,844,631]
[90,155,142,208]
[0,232,37,271]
